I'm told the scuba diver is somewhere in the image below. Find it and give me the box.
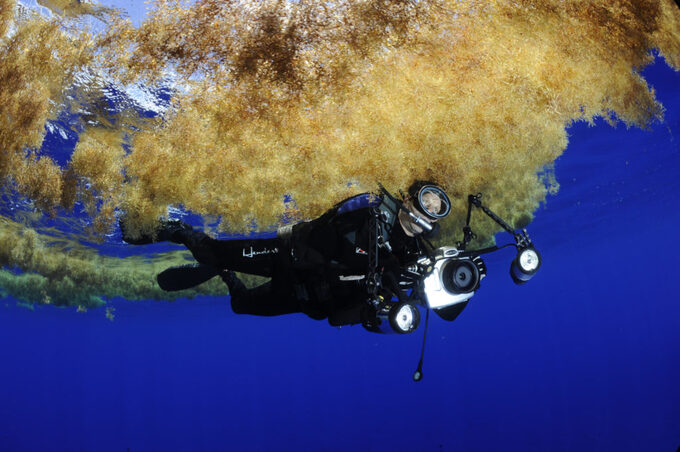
[122,181,542,380]
[121,181,457,330]
[122,180,541,338]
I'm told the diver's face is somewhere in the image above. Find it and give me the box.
[420,192,442,218]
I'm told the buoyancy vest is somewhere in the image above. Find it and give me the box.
[333,193,400,250]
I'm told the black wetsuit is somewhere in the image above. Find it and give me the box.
[173,195,424,325]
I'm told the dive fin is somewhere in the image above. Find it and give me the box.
[156,263,221,291]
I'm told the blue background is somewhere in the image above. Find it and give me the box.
[1,62,679,451]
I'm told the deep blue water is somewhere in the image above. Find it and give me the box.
[1,62,679,452]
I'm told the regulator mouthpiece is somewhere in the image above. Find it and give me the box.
[408,211,434,232]
[510,246,542,284]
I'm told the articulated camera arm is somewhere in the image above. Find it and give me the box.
[459,194,533,251]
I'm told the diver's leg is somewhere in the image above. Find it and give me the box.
[121,220,280,275]
[221,271,300,316]
[120,218,193,245]
[172,227,282,277]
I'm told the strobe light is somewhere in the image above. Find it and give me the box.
[388,302,421,334]
[510,246,542,284]
[368,302,421,334]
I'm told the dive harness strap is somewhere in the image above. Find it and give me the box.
[367,185,435,298]
[367,207,381,299]
[365,194,399,299]
[363,192,405,329]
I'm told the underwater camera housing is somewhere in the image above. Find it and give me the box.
[364,187,544,380]
[363,247,485,335]
[362,189,542,339]
[418,246,486,311]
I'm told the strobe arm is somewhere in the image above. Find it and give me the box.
[462,193,542,285]
[461,194,534,249]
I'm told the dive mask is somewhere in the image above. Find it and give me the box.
[414,185,451,220]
